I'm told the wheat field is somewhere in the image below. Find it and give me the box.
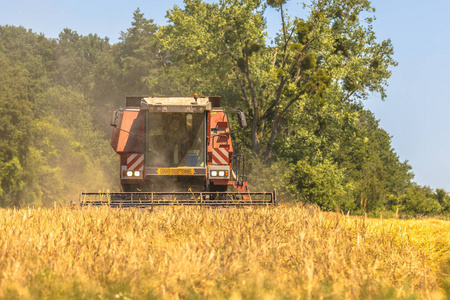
[0,204,449,299]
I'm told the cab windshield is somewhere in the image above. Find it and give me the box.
[146,112,206,167]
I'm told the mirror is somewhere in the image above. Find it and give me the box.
[237,111,247,128]
[110,110,119,127]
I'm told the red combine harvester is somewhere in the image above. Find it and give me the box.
[80,95,276,207]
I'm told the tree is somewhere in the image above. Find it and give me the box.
[116,8,162,95]
[0,52,33,206]
[161,0,396,165]
[435,188,450,212]
[0,25,117,206]
[260,0,397,163]
[399,184,442,215]
[0,26,54,206]
[157,0,413,212]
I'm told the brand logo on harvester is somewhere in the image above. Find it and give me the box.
[157,168,195,175]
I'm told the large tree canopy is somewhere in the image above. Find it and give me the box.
[161,0,396,163]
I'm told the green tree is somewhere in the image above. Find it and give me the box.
[399,184,442,215]
[161,0,396,165]
[116,8,162,95]
[54,28,120,131]
[435,188,450,212]
[30,85,116,204]
[158,0,413,212]
[290,158,355,211]
[0,26,56,97]
[0,25,117,206]
[0,51,33,206]
[158,0,237,96]
[0,26,59,206]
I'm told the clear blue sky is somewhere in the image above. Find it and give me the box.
[1,0,449,191]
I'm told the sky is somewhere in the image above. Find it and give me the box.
[1,0,449,190]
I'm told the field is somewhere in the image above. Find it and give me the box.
[0,205,449,299]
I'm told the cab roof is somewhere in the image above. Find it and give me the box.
[125,96,220,112]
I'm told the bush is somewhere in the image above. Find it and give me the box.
[289,159,355,211]
[399,184,442,215]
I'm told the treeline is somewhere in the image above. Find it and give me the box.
[0,26,117,206]
[0,0,448,215]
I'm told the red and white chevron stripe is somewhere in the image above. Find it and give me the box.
[212,148,229,165]
[127,153,144,171]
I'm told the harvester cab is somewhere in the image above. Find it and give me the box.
[80,95,276,207]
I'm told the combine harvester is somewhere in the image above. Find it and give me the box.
[80,95,276,207]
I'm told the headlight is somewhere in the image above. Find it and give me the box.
[218,171,225,177]
[134,170,141,177]
[126,171,133,177]
[211,171,218,177]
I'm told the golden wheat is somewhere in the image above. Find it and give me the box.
[0,205,449,299]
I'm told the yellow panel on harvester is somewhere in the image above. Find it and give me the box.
[157,168,195,175]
